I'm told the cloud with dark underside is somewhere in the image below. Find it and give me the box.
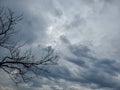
[45,37,120,90]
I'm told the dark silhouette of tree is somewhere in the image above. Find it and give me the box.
[0,8,58,84]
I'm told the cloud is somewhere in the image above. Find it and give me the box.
[0,86,15,90]
[0,0,120,90]
[50,38,120,90]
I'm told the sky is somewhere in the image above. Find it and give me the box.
[0,0,120,90]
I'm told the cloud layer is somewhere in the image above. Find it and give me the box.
[0,0,120,90]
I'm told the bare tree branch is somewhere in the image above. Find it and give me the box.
[0,8,58,84]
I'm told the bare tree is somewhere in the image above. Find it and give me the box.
[0,8,58,84]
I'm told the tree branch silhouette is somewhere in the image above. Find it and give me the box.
[0,8,58,84]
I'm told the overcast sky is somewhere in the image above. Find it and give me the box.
[0,0,120,90]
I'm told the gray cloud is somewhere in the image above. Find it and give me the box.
[53,38,120,90]
[0,0,120,90]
